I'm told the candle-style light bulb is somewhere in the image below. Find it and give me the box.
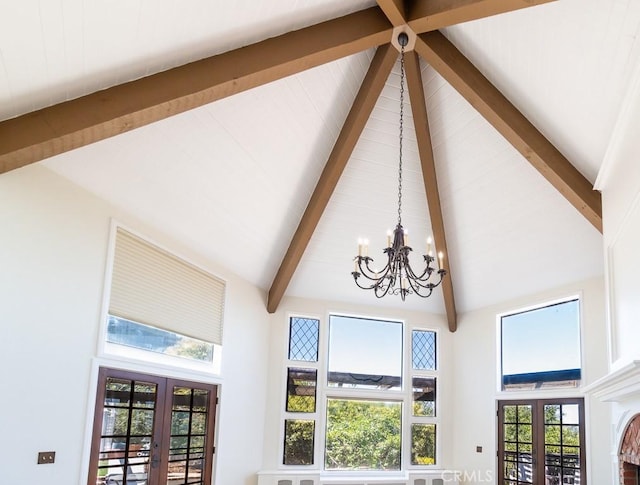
[387,229,392,248]
[438,251,444,269]
[358,238,363,256]
[426,237,432,255]
[403,229,409,247]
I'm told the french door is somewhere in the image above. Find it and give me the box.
[497,398,586,485]
[88,368,218,485]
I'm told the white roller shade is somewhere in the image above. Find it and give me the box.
[109,228,225,345]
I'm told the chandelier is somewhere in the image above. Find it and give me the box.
[351,32,446,300]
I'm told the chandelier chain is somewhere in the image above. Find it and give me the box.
[397,43,405,226]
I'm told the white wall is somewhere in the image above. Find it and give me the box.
[0,164,270,485]
[451,277,610,484]
[597,61,640,371]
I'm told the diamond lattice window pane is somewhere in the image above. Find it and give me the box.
[288,317,319,362]
[412,330,436,370]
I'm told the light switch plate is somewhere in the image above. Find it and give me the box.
[37,451,56,464]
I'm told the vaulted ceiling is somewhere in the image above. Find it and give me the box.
[2,0,638,330]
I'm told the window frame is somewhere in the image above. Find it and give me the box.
[280,311,441,473]
[497,295,584,394]
[408,329,439,467]
[281,314,322,469]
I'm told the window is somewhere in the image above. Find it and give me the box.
[325,399,402,470]
[283,317,320,466]
[410,330,437,466]
[283,420,315,466]
[325,315,403,470]
[106,316,214,363]
[497,398,586,485]
[281,314,439,471]
[328,315,402,389]
[500,298,581,390]
[104,227,225,372]
[288,317,319,362]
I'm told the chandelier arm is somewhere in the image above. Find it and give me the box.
[352,268,386,291]
[402,257,421,279]
[362,256,386,278]
[374,280,393,298]
[374,267,396,298]
[406,263,434,284]
[429,270,447,288]
[407,273,435,290]
[353,276,380,291]
[357,256,392,282]
[415,270,446,292]
[405,272,433,297]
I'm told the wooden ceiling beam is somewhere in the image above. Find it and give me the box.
[267,44,399,313]
[407,0,557,33]
[415,31,602,232]
[0,7,392,175]
[405,52,458,332]
[376,0,407,27]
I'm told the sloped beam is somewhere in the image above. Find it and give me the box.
[407,0,557,33]
[415,31,602,232]
[405,52,458,332]
[377,0,407,27]
[267,44,399,313]
[0,7,392,175]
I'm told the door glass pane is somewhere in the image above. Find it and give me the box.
[517,405,532,423]
[171,412,190,435]
[191,413,206,434]
[562,404,580,424]
[167,385,211,485]
[192,389,209,412]
[545,425,561,444]
[133,382,158,408]
[97,378,156,485]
